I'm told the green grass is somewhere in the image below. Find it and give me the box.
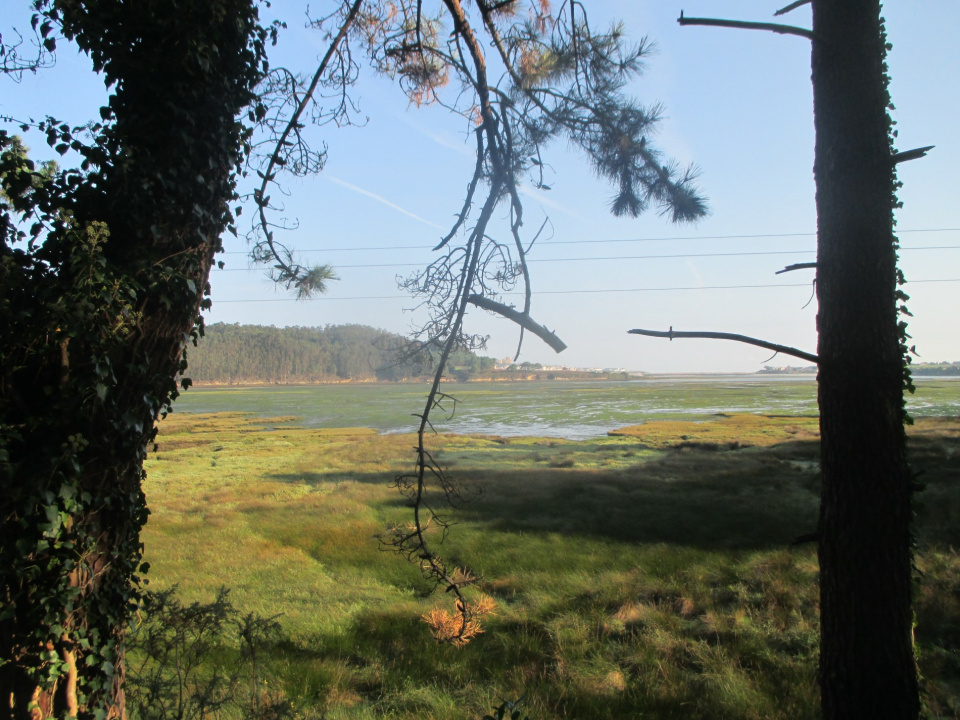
[142,409,960,719]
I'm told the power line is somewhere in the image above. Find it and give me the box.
[212,245,960,271]
[220,226,960,255]
[216,249,817,270]
[211,277,960,303]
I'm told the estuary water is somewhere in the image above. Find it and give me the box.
[173,376,960,440]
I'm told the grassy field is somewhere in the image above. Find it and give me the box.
[141,405,960,719]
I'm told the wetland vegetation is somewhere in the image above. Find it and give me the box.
[173,376,960,439]
[137,380,960,719]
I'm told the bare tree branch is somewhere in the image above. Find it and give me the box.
[466,294,567,353]
[677,12,814,40]
[774,0,811,17]
[776,262,817,274]
[628,326,819,364]
[891,145,933,164]
[0,19,57,80]
[434,127,484,251]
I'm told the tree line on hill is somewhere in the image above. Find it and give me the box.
[758,363,960,376]
[912,362,960,376]
[185,323,496,383]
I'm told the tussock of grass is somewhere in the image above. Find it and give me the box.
[142,411,960,719]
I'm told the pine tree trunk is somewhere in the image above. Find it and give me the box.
[811,1,919,718]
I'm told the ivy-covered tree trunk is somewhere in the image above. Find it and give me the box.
[0,2,266,718]
[811,1,919,718]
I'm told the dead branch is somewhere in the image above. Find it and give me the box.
[628,326,818,364]
[891,145,934,164]
[678,12,814,40]
[774,0,811,17]
[434,128,485,250]
[466,294,567,353]
[776,262,817,274]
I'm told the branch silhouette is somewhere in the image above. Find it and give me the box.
[628,326,819,364]
[678,12,814,40]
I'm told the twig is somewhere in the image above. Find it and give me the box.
[467,294,567,353]
[628,326,818,364]
[678,12,814,40]
[774,0,811,17]
[435,128,484,250]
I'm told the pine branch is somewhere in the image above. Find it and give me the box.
[677,12,814,40]
[628,326,818,364]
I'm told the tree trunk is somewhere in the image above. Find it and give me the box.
[0,2,264,717]
[811,1,919,718]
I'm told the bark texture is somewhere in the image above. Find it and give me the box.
[811,1,919,718]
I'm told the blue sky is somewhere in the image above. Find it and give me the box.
[3,2,958,372]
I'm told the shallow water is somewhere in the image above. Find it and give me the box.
[174,376,960,440]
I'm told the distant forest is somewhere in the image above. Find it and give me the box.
[758,362,960,376]
[185,323,496,384]
[912,362,960,376]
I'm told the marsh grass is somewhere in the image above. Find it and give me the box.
[142,411,960,719]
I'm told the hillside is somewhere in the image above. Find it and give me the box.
[184,323,495,384]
